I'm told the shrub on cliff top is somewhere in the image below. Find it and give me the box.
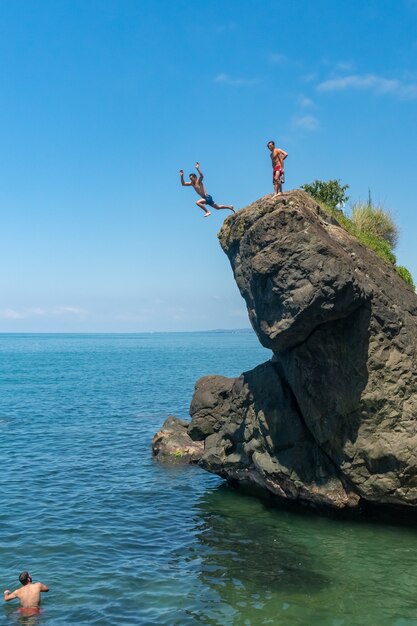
[351,203,399,248]
[301,179,349,210]
[302,184,414,287]
[302,185,414,288]
[321,205,397,266]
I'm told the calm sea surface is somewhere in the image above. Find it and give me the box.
[0,332,416,626]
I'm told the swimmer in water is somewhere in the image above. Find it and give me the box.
[4,571,49,615]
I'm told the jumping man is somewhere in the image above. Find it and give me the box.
[180,163,235,217]
[267,140,288,196]
[4,571,49,616]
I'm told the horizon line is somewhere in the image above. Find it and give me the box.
[0,328,254,336]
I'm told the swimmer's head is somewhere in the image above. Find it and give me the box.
[19,571,32,585]
[189,173,197,181]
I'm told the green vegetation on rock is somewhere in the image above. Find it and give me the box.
[301,179,349,210]
[301,180,414,289]
[351,203,399,248]
[396,265,415,288]
[356,230,397,266]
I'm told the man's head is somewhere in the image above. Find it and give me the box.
[189,173,197,184]
[19,571,32,586]
[267,140,275,151]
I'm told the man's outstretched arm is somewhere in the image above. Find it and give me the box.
[39,583,49,593]
[179,170,191,186]
[196,162,204,182]
[4,589,18,602]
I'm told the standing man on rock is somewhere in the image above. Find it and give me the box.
[267,140,288,196]
[179,162,235,217]
[4,571,49,616]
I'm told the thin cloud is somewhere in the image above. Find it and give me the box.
[298,95,315,108]
[214,22,238,34]
[322,59,355,73]
[214,73,258,86]
[0,308,24,319]
[0,306,89,319]
[335,61,355,72]
[301,72,317,83]
[269,52,287,64]
[292,114,319,132]
[55,306,87,316]
[317,73,417,99]
[268,52,303,69]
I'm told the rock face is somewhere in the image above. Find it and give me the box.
[187,190,417,510]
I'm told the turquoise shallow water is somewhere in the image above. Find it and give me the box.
[0,332,417,626]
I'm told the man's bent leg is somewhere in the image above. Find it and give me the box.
[273,171,282,196]
[213,203,235,213]
[196,199,211,216]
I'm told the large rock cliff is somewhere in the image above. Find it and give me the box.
[155,190,417,511]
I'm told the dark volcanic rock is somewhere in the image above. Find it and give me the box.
[189,190,417,510]
[188,375,235,440]
[195,364,359,508]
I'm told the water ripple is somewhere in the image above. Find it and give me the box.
[1,334,417,626]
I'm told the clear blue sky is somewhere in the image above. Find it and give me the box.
[1,0,416,332]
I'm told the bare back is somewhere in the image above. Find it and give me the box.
[12,583,46,608]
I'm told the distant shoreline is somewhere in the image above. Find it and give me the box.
[0,328,254,336]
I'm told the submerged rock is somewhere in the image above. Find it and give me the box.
[154,190,417,511]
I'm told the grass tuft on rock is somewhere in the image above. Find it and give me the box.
[396,266,415,289]
[356,230,397,265]
[307,195,413,288]
[351,203,399,248]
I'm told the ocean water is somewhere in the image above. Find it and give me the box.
[0,332,417,626]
